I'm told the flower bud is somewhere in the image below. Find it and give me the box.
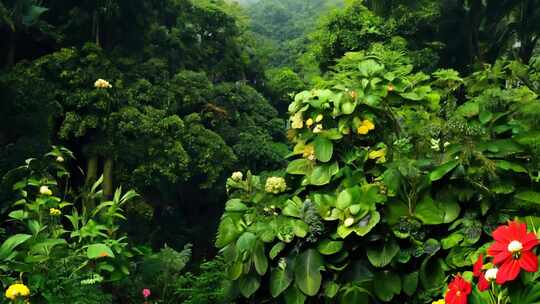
[40,186,52,196]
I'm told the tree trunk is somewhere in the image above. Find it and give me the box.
[85,155,99,186]
[103,156,114,199]
[93,11,101,47]
[6,30,16,67]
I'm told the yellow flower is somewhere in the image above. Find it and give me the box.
[306,118,314,127]
[291,113,303,129]
[39,186,52,196]
[357,120,375,135]
[344,217,355,227]
[368,149,386,163]
[56,156,64,163]
[94,78,112,89]
[313,124,323,133]
[303,145,315,161]
[5,283,30,300]
[432,300,445,304]
[49,208,62,216]
[315,114,324,123]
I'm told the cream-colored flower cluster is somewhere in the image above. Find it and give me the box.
[94,78,112,89]
[231,171,243,182]
[265,177,287,194]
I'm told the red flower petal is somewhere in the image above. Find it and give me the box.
[507,221,527,240]
[487,241,506,256]
[521,233,539,251]
[497,259,521,284]
[478,274,490,291]
[519,250,538,273]
[492,250,511,266]
[473,254,483,277]
[492,225,512,243]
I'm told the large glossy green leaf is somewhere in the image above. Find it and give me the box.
[253,241,268,275]
[355,211,380,236]
[287,159,313,175]
[0,234,31,260]
[317,239,343,255]
[87,243,115,259]
[429,160,459,182]
[294,249,324,296]
[374,271,401,302]
[402,272,419,296]
[309,162,339,186]
[336,187,355,209]
[420,257,445,290]
[216,216,242,248]
[284,285,306,304]
[239,274,260,298]
[415,196,460,225]
[339,286,370,304]
[515,191,540,205]
[495,160,527,173]
[457,102,479,117]
[270,242,286,260]
[225,199,248,212]
[366,240,399,267]
[30,238,67,255]
[270,267,293,298]
[236,232,257,253]
[441,233,464,249]
[313,137,333,162]
[8,210,28,221]
[324,281,339,298]
[228,261,243,280]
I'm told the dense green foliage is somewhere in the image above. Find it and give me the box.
[2,0,540,303]
[217,45,540,302]
[0,0,287,257]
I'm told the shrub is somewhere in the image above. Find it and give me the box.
[0,147,137,303]
[216,48,540,303]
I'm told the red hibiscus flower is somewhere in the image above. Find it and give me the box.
[472,254,490,291]
[487,221,539,284]
[445,275,472,304]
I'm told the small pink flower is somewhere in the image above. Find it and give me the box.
[142,288,151,299]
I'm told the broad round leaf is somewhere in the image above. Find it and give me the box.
[374,271,401,302]
[366,240,399,267]
[87,243,115,259]
[313,137,333,163]
[294,249,324,296]
[270,267,293,298]
[239,274,261,298]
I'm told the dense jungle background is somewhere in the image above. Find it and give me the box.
[1,0,540,303]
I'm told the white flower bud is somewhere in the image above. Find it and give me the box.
[40,185,52,196]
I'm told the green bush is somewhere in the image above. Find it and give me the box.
[0,147,137,303]
[216,48,540,303]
